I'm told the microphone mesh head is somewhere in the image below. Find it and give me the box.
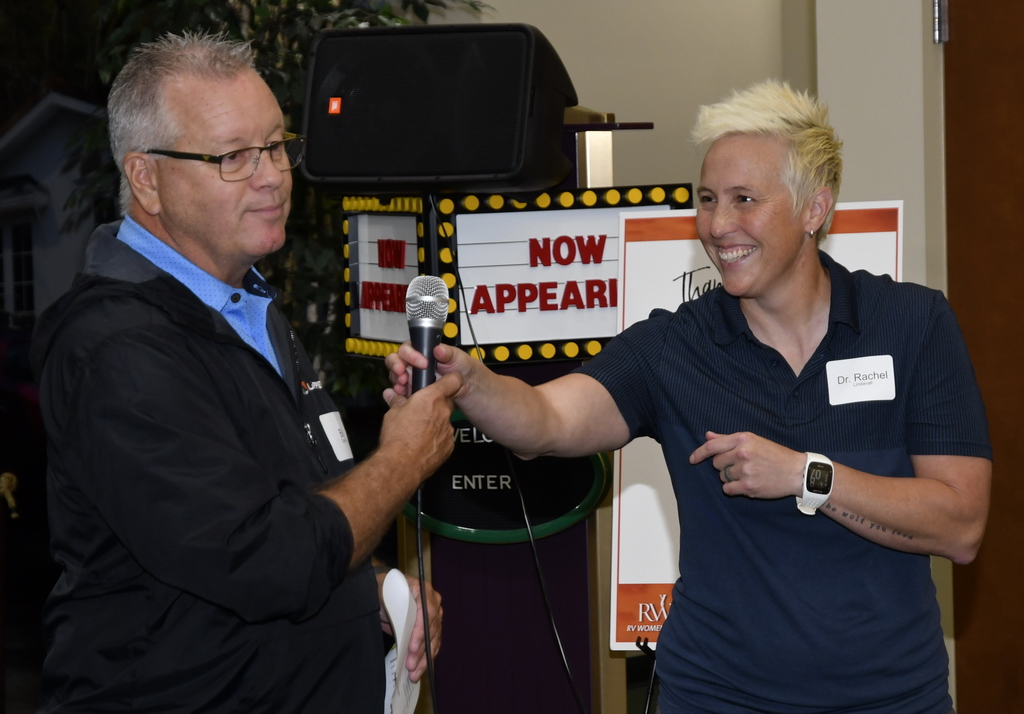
[406,275,450,322]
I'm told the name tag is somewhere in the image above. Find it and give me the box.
[825,355,896,405]
[319,411,354,462]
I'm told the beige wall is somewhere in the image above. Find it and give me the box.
[444,0,941,291]
[474,0,815,188]
[816,0,946,290]
[444,0,941,286]
[816,1,953,701]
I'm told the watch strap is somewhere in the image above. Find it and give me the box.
[796,452,833,516]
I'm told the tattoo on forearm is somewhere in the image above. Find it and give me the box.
[866,521,914,539]
[821,503,914,540]
[839,506,867,525]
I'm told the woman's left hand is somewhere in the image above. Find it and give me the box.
[689,430,806,500]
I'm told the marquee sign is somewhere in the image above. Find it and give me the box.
[347,212,420,341]
[341,196,425,358]
[341,186,694,363]
[443,185,693,364]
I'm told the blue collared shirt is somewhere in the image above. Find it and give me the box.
[117,216,282,376]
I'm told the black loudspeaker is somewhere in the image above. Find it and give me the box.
[301,24,578,192]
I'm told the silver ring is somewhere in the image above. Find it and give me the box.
[724,465,735,482]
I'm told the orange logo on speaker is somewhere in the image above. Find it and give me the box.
[328,97,342,114]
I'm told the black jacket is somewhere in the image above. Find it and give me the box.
[31,222,383,712]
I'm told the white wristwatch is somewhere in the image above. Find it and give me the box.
[796,452,834,515]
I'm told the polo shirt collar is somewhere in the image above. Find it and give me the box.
[242,269,277,301]
[117,215,277,309]
[207,271,278,312]
[712,249,861,346]
[823,250,859,333]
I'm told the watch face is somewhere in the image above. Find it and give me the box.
[807,462,833,494]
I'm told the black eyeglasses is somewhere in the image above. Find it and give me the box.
[146,133,306,181]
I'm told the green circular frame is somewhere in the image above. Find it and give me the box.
[402,451,611,544]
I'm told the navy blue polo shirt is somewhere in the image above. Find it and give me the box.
[579,251,990,713]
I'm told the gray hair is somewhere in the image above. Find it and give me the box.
[108,31,256,215]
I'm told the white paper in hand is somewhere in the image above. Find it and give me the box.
[382,569,420,714]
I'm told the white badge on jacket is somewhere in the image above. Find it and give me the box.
[319,411,354,462]
[825,355,896,405]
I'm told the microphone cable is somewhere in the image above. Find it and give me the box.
[424,193,588,714]
[502,447,589,714]
[408,198,444,714]
[416,485,439,712]
[405,275,449,714]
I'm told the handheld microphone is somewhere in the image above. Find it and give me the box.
[405,275,450,393]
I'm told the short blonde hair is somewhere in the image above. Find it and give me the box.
[692,79,843,242]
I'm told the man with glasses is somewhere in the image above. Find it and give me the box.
[30,32,459,712]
